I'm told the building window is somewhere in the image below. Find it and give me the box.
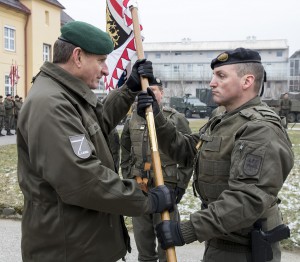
[187,64,193,72]
[276,51,283,57]
[175,52,181,56]
[155,53,161,59]
[4,26,15,51]
[45,11,50,25]
[173,65,179,72]
[5,74,11,95]
[43,44,51,62]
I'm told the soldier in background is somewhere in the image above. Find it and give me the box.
[14,95,22,130]
[108,127,121,172]
[280,93,292,128]
[4,94,14,135]
[121,77,193,262]
[0,95,5,136]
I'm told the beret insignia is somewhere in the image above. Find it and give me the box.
[217,53,228,62]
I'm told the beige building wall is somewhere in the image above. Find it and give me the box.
[0,5,27,97]
[0,0,63,98]
[21,0,61,96]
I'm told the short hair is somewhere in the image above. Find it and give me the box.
[53,39,77,64]
[235,63,264,93]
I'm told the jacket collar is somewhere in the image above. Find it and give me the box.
[40,62,98,107]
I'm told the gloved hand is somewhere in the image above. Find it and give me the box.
[156,220,185,250]
[137,88,160,119]
[126,59,154,92]
[174,186,186,204]
[147,185,174,213]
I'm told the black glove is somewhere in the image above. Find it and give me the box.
[137,88,160,119]
[174,187,185,204]
[126,59,154,92]
[156,220,185,250]
[148,185,174,213]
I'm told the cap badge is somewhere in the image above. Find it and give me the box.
[217,53,229,62]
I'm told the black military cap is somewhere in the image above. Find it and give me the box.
[59,21,114,55]
[0,95,3,99]
[6,94,11,97]
[149,77,162,87]
[211,47,261,69]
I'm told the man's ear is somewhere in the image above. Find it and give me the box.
[242,74,255,90]
[72,48,82,67]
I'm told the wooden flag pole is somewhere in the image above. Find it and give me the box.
[130,6,177,262]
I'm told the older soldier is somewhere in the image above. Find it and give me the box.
[137,48,294,262]
[17,21,174,262]
[121,77,193,262]
[0,95,5,136]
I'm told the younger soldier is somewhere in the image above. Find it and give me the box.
[137,48,294,262]
[121,77,193,262]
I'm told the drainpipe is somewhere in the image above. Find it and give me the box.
[24,14,29,97]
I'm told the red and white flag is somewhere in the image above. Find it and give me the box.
[105,0,144,91]
[9,62,20,88]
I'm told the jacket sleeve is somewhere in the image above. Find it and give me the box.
[187,122,294,242]
[154,111,199,167]
[120,118,133,179]
[93,85,137,138]
[22,91,151,217]
[168,112,194,189]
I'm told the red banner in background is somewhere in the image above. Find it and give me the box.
[9,61,20,90]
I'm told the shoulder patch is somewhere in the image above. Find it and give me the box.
[243,153,262,176]
[69,134,92,159]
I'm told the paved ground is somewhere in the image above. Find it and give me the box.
[1,219,300,262]
[0,130,16,146]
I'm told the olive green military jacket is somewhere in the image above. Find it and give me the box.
[153,97,294,245]
[120,105,193,189]
[14,100,22,117]
[0,101,5,116]
[280,98,292,110]
[4,98,14,116]
[17,62,151,262]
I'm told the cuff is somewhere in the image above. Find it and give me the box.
[180,221,197,244]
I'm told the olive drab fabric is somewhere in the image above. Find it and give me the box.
[121,104,193,188]
[280,98,292,110]
[153,96,294,261]
[120,104,192,261]
[17,62,151,262]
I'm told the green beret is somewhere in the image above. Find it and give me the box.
[211,47,261,69]
[149,77,163,87]
[60,21,114,55]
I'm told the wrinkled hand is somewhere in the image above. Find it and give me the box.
[137,88,160,119]
[156,220,185,250]
[126,59,154,92]
[174,187,185,204]
[148,185,174,213]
